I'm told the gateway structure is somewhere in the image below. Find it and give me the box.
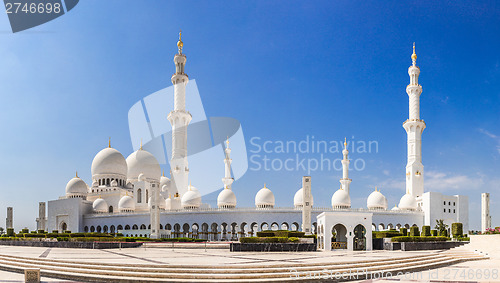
[44,36,468,251]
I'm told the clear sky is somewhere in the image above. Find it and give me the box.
[0,1,498,231]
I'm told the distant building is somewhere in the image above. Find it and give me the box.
[482,193,491,232]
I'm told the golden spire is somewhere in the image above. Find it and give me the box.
[344,137,347,147]
[375,186,378,192]
[162,170,165,177]
[140,139,143,150]
[264,183,267,188]
[226,136,230,146]
[411,42,417,65]
[75,171,78,178]
[177,30,183,53]
[108,137,111,148]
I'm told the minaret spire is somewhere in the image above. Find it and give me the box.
[168,31,192,196]
[340,137,352,194]
[403,43,426,198]
[222,137,234,190]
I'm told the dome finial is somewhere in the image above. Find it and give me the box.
[226,136,229,146]
[75,171,78,178]
[108,137,111,148]
[264,183,267,188]
[344,137,347,147]
[177,29,183,53]
[375,186,378,192]
[162,170,165,177]
[411,42,417,66]
[140,139,143,150]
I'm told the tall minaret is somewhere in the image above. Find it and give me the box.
[340,138,351,194]
[403,43,426,198]
[222,138,234,189]
[168,31,192,196]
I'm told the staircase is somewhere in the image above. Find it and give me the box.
[0,249,488,282]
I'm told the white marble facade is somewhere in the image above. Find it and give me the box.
[45,39,469,251]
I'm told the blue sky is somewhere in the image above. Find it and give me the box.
[0,1,498,231]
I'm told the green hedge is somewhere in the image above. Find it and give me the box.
[6,228,14,237]
[373,231,403,238]
[422,226,431,236]
[256,231,275,237]
[240,237,290,243]
[452,223,463,237]
[456,236,470,241]
[399,228,407,236]
[391,236,449,242]
[410,226,420,237]
[430,229,438,236]
[21,228,29,234]
[439,230,448,237]
[256,230,307,238]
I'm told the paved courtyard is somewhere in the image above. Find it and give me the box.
[0,235,497,282]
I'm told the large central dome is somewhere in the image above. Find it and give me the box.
[91,147,127,177]
[126,149,161,181]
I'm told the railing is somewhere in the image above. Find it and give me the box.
[84,206,424,217]
[332,242,347,249]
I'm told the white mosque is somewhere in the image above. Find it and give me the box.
[42,35,469,251]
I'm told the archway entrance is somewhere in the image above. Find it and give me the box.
[331,224,347,249]
[353,224,366,251]
[60,222,67,232]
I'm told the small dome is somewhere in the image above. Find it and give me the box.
[160,174,170,188]
[138,173,146,182]
[126,149,161,181]
[65,176,88,197]
[294,188,314,208]
[399,193,417,211]
[165,196,172,210]
[367,189,388,210]
[91,147,127,178]
[171,194,181,210]
[217,188,236,208]
[118,195,135,212]
[255,185,275,209]
[181,185,201,209]
[331,188,351,209]
[391,205,400,211]
[93,198,108,213]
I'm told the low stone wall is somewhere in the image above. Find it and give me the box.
[230,243,317,252]
[401,241,468,251]
[0,241,142,249]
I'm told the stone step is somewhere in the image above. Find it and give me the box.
[0,253,475,281]
[0,253,445,274]
[0,256,476,283]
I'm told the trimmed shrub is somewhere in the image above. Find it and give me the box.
[422,226,431,237]
[21,228,29,234]
[24,233,45,238]
[64,230,72,234]
[289,231,306,238]
[301,234,317,239]
[288,237,299,243]
[57,237,69,242]
[457,236,470,242]
[37,230,46,234]
[439,230,448,237]
[69,233,86,238]
[400,228,407,236]
[6,228,14,237]
[51,230,59,234]
[256,231,275,237]
[410,226,420,237]
[430,230,438,236]
[391,236,448,242]
[46,233,59,238]
[451,223,463,238]
[373,231,403,238]
[240,237,292,243]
